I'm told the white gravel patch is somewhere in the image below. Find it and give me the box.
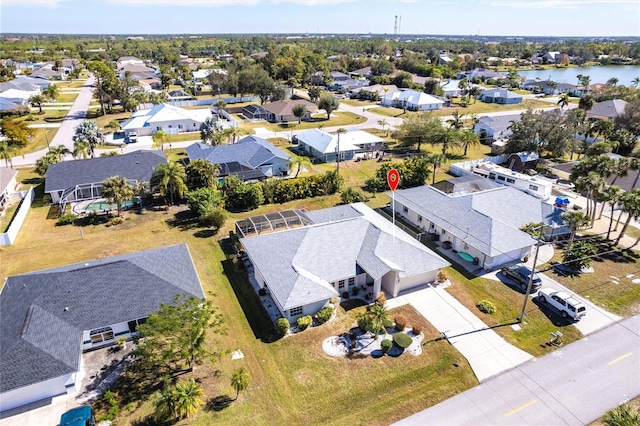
[322,330,423,358]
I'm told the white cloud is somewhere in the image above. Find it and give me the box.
[483,0,639,8]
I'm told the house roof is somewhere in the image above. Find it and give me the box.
[475,114,521,137]
[589,99,628,119]
[0,244,205,394]
[384,90,445,107]
[349,66,371,76]
[262,99,318,116]
[240,203,449,311]
[480,88,523,99]
[0,76,50,92]
[390,186,564,257]
[44,150,166,193]
[351,84,399,95]
[0,167,18,193]
[242,104,269,116]
[185,135,289,177]
[294,129,362,154]
[122,103,212,130]
[330,71,349,79]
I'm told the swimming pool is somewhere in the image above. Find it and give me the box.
[84,199,135,212]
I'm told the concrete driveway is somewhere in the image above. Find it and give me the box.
[387,284,533,382]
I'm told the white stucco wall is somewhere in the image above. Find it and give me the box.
[396,270,439,294]
[0,374,71,413]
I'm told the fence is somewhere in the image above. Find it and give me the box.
[0,187,34,246]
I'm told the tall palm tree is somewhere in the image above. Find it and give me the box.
[0,141,15,168]
[606,77,619,87]
[102,176,133,217]
[615,188,640,245]
[576,172,605,227]
[610,157,630,186]
[459,129,479,156]
[173,379,204,419]
[28,94,45,114]
[431,127,461,156]
[602,185,622,240]
[231,368,250,401]
[632,76,640,89]
[578,94,594,112]
[199,117,221,144]
[73,140,91,159]
[335,128,347,177]
[226,126,248,144]
[377,119,389,135]
[42,84,60,102]
[560,211,589,246]
[448,110,465,130]
[151,161,188,205]
[557,93,570,109]
[49,144,71,161]
[427,153,446,185]
[73,120,104,157]
[290,155,313,178]
[152,129,168,151]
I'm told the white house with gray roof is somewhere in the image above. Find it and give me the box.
[390,186,568,270]
[0,244,205,413]
[185,135,290,181]
[240,203,450,321]
[295,129,384,163]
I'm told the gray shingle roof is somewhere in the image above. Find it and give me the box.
[44,150,166,193]
[589,99,628,119]
[391,186,565,256]
[0,244,204,394]
[185,136,289,176]
[241,203,449,311]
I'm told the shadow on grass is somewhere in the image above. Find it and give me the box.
[132,415,176,426]
[206,395,234,412]
[194,229,217,238]
[219,243,277,343]
[531,298,576,327]
[166,209,199,231]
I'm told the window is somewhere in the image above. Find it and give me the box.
[178,124,183,129]
[442,230,446,235]
[348,277,355,286]
[89,327,114,344]
[529,184,539,191]
[290,306,303,317]
[127,318,147,333]
[402,206,408,214]
[497,175,506,181]
[156,126,161,131]
[489,173,496,180]
[418,215,423,223]
[338,280,345,289]
[506,178,515,184]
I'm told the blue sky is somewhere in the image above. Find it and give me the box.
[2,0,639,36]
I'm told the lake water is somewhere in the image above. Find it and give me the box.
[518,65,640,86]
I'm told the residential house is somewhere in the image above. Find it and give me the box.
[440,79,464,97]
[350,84,399,100]
[328,77,370,92]
[185,135,290,181]
[434,174,500,195]
[116,56,144,69]
[570,83,605,97]
[261,99,318,123]
[391,186,568,270]
[192,68,227,90]
[0,244,205,413]
[544,52,562,63]
[523,79,575,95]
[478,88,523,104]
[458,68,507,82]
[242,104,270,121]
[29,63,67,80]
[294,129,384,163]
[380,89,444,111]
[121,103,221,136]
[329,71,349,81]
[0,167,18,210]
[117,64,159,81]
[239,203,450,320]
[474,114,521,143]
[587,99,628,122]
[44,150,166,208]
[348,66,372,78]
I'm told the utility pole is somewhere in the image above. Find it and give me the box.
[518,229,544,323]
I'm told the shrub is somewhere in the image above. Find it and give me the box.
[56,213,76,226]
[275,317,290,336]
[351,286,360,296]
[297,315,312,330]
[258,288,267,296]
[342,291,349,299]
[393,332,413,349]
[186,187,223,216]
[476,300,497,314]
[316,306,334,324]
[394,315,407,331]
[357,313,371,332]
[107,216,124,227]
[437,270,448,283]
[42,194,52,204]
[381,339,393,354]
[200,207,227,229]
[604,403,640,426]
[412,325,423,335]
[375,292,387,306]
[340,187,367,204]
[364,176,386,193]
[382,317,393,328]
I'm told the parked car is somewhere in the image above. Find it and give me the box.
[500,264,542,292]
[537,288,587,321]
[60,405,95,426]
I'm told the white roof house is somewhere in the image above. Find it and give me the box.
[121,103,214,136]
[240,203,450,320]
[381,89,445,111]
[294,129,384,162]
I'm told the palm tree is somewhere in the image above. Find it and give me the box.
[73,120,104,157]
[152,129,168,151]
[560,211,589,246]
[459,129,479,156]
[151,161,188,205]
[579,75,591,87]
[73,140,91,159]
[29,94,45,114]
[578,94,594,112]
[290,155,313,178]
[215,99,227,112]
[576,172,605,227]
[557,93,570,109]
[231,368,250,401]
[377,119,389,135]
[226,126,248,144]
[102,176,133,217]
[606,77,619,87]
[615,188,640,245]
[0,141,14,168]
[427,153,446,185]
[468,86,482,104]
[335,128,347,177]
[48,144,71,161]
[431,126,461,156]
[368,303,390,339]
[42,84,60,103]
[153,385,177,421]
[632,76,640,89]
[199,117,221,144]
[173,379,204,419]
[602,185,622,240]
[448,110,465,130]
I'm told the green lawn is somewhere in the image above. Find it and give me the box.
[236,111,366,133]
[342,99,378,108]
[56,93,80,103]
[369,99,550,119]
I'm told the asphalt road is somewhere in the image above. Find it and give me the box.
[396,314,640,425]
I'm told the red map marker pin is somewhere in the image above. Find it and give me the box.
[387,168,399,191]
